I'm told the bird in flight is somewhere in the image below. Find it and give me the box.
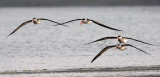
[54,18,122,31]
[91,44,151,63]
[6,18,66,38]
[87,35,157,46]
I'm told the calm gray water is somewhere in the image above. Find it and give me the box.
[0,6,160,76]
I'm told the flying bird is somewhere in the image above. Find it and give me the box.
[6,18,66,37]
[91,44,151,63]
[87,35,157,46]
[54,18,122,31]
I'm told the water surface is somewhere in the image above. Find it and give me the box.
[0,6,160,76]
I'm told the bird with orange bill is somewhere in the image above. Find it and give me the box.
[91,44,151,63]
[87,35,157,46]
[54,18,122,31]
[6,18,66,37]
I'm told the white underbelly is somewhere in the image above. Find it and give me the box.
[36,20,40,24]
[84,21,92,24]
[120,46,126,50]
[123,39,128,43]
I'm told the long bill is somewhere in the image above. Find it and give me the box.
[115,46,118,50]
[32,19,34,22]
[116,37,119,42]
[80,21,83,26]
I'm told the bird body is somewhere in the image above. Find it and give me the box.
[88,35,156,46]
[81,18,92,24]
[6,18,64,37]
[117,36,128,43]
[55,18,122,31]
[116,43,126,50]
[32,18,40,24]
[83,20,92,24]
[91,44,151,63]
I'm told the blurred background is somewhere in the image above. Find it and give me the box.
[0,0,160,7]
[0,0,160,77]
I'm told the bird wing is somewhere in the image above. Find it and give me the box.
[125,37,157,46]
[91,45,117,63]
[87,36,117,44]
[89,19,122,31]
[53,18,83,26]
[6,20,32,38]
[122,44,151,56]
[38,18,68,27]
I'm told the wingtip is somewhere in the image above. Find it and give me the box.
[91,60,94,63]
[146,53,152,57]
[53,24,69,27]
[53,24,59,26]
[6,33,13,38]
[118,29,123,31]
[112,29,122,32]
[5,35,10,38]
[86,41,97,45]
[144,43,159,47]
[62,25,69,27]
[84,42,92,45]
[84,43,89,45]
[153,44,160,47]
[91,58,96,63]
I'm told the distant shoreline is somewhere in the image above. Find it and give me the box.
[0,0,160,7]
[1,65,160,75]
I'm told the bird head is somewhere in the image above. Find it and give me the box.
[118,35,121,37]
[32,18,37,22]
[115,44,121,50]
[80,18,87,26]
[117,35,122,42]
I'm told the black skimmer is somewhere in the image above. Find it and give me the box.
[6,18,66,37]
[91,44,151,63]
[87,35,157,46]
[54,18,122,31]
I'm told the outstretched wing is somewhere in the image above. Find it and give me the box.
[125,37,157,46]
[38,18,68,27]
[123,44,151,56]
[6,20,32,38]
[91,45,117,63]
[87,36,117,44]
[53,18,83,26]
[89,19,122,31]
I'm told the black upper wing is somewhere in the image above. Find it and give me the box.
[125,37,157,46]
[89,19,122,31]
[91,45,117,63]
[38,18,68,27]
[87,36,117,44]
[123,44,151,56]
[6,20,32,38]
